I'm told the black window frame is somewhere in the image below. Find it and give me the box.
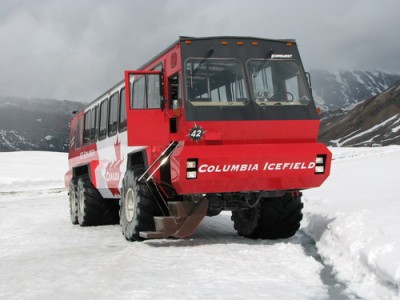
[98,98,108,141]
[108,91,119,137]
[76,118,83,149]
[91,105,99,142]
[83,110,91,145]
[119,87,127,132]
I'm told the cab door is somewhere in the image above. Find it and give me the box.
[124,70,170,146]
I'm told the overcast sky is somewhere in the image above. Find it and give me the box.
[1,0,399,102]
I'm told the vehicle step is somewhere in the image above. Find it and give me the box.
[139,231,169,239]
[154,216,181,232]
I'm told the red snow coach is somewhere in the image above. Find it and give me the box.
[65,36,331,241]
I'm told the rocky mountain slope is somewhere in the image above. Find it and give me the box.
[1,69,399,152]
[310,69,400,110]
[318,80,400,146]
[0,97,84,152]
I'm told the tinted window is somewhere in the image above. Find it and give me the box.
[76,118,82,149]
[99,99,108,140]
[108,92,119,136]
[83,110,91,145]
[119,88,127,132]
[94,105,100,141]
[91,106,98,142]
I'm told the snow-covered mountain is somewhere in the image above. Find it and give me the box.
[1,69,399,152]
[0,96,84,152]
[310,69,400,110]
[319,80,400,146]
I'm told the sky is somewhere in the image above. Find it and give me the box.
[1,0,399,102]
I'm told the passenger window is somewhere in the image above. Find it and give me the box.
[99,99,108,140]
[91,106,98,142]
[108,92,119,136]
[76,119,83,149]
[119,88,127,132]
[83,110,91,145]
[94,105,100,141]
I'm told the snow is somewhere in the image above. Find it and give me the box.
[0,151,67,192]
[1,147,400,299]
[303,146,400,299]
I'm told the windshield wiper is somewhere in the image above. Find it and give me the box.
[191,47,215,76]
[253,48,274,78]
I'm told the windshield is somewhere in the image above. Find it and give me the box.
[185,59,248,106]
[247,59,312,106]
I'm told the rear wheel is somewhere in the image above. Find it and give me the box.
[120,166,158,241]
[231,192,303,239]
[77,175,119,226]
[68,178,78,225]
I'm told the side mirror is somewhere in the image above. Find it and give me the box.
[305,72,312,89]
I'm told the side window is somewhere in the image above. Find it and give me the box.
[91,106,98,142]
[99,99,108,140]
[119,88,127,132]
[132,76,146,109]
[95,105,100,141]
[108,92,119,137]
[83,110,91,145]
[76,118,83,149]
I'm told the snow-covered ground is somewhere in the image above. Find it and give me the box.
[303,146,400,299]
[0,147,399,299]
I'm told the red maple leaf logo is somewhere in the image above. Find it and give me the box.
[105,137,124,196]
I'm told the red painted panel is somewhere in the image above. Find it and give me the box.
[170,142,331,194]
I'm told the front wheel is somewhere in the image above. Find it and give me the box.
[231,192,303,239]
[120,166,158,241]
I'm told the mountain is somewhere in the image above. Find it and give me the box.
[0,97,84,152]
[310,69,400,110]
[1,69,399,152]
[318,80,400,146]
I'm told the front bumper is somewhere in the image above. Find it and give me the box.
[170,143,331,194]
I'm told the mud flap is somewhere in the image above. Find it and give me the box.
[139,198,209,239]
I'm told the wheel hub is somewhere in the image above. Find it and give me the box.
[125,188,136,222]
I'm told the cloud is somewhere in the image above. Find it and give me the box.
[0,0,399,101]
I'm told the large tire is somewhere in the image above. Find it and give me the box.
[231,192,303,239]
[231,207,260,238]
[120,166,158,241]
[77,175,119,226]
[68,178,79,225]
[257,193,303,239]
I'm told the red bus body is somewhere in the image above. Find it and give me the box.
[66,36,331,240]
